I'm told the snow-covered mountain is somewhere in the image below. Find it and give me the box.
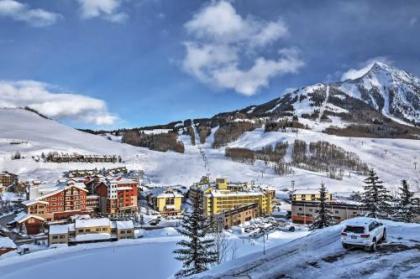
[224,62,420,137]
[340,62,420,124]
[1,62,420,193]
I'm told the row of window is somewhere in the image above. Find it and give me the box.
[52,235,66,240]
[297,207,358,215]
[78,227,108,233]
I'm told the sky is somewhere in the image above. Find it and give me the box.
[0,0,419,129]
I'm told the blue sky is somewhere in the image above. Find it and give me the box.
[0,0,419,129]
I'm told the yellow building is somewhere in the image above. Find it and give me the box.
[291,189,333,202]
[148,188,183,216]
[200,179,274,218]
[215,178,228,190]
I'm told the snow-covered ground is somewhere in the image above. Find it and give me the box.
[1,108,419,196]
[0,227,308,279]
[197,219,420,279]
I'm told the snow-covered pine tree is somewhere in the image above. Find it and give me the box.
[310,183,334,230]
[173,192,217,278]
[361,169,392,218]
[395,180,416,223]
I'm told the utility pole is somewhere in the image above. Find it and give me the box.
[262,229,267,255]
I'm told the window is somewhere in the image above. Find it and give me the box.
[166,198,175,205]
[369,222,379,231]
[344,226,365,233]
[335,210,339,214]
[311,194,316,200]
[52,236,58,239]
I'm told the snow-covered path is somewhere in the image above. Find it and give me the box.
[197,220,420,279]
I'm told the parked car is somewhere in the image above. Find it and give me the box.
[341,217,386,252]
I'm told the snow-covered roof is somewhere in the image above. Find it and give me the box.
[22,200,49,206]
[208,189,266,198]
[15,213,45,223]
[109,178,137,185]
[70,214,91,221]
[116,220,134,230]
[149,187,183,198]
[30,183,88,202]
[0,237,16,249]
[49,224,69,235]
[75,218,110,229]
[292,189,323,195]
[343,217,377,226]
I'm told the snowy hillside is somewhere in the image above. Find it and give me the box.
[228,62,420,135]
[340,62,420,124]
[197,219,420,279]
[0,227,308,279]
[0,108,420,194]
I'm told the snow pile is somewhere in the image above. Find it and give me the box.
[196,219,420,279]
[0,237,16,249]
[0,228,307,279]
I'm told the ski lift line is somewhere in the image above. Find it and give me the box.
[317,85,330,123]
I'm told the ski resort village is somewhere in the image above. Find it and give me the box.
[1,1,420,278]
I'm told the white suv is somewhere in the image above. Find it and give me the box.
[341,217,386,252]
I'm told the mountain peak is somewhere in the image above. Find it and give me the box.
[363,61,395,77]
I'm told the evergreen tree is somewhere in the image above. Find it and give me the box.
[361,169,392,218]
[173,193,217,278]
[310,183,334,230]
[395,180,416,223]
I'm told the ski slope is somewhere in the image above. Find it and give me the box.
[0,108,419,194]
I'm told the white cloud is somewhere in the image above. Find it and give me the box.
[76,0,128,23]
[340,57,393,81]
[0,80,117,126]
[0,0,61,27]
[212,49,303,96]
[182,1,303,96]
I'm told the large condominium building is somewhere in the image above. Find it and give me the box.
[95,178,138,216]
[193,178,274,219]
[23,180,88,222]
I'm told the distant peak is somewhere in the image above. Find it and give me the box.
[369,61,393,72]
